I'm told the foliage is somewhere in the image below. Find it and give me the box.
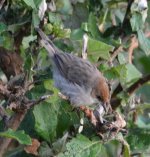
[0,0,150,157]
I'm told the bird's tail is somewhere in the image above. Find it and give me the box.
[35,27,60,57]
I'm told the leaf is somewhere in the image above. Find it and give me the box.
[39,142,54,157]
[24,53,34,72]
[22,34,37,49]
[105,64,142,87]
[38,0,47,20]
[87,37,114,62]
[104,138,130,157]
[0,22,7,33]
[88,13,100,39]
[58,134,105,157]
[126,128,150,151]
[0,129,32,145]
[33,80,60,142]
[24,138,40,156]
[56,0,73,15]
[23,0,37,9]
[70,29,84,40]
[8,21,29,34]
[52,132,68,154]
[32,9,40,27]
[138,55,150,73]
[48,12,62,26]
[138,30,150,55]
[33,101,59,142]
[0,32,14,50]
[130,13,144,31]
[125,64,142,85]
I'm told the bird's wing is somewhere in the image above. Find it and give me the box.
[53,53,100,88]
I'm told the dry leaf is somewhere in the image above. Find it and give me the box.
[24,138,40,156]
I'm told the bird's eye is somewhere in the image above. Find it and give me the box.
[96,96,102,101]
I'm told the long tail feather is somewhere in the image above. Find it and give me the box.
[35,27,59,57]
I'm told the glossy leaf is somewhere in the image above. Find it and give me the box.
[0,129,32,145]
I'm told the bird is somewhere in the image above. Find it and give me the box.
[36,28,111,121]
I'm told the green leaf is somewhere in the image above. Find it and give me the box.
[58,134,105,157]
[22,34,37,49]
[126,128,150,151]
[8,21,29,34]
[52,132,68,154]
[0,129,31,145]
[139,55,150,73]
[56,0,73,15]
[125,64,142,85]
[33,80,60,142]
[24,53,34,72]
[48,12,62,26]
[118,52,128,64]
[39,142,54,157]
[0,32,14,50]
[105,138,130,157]
[23,0,37,9]
[33,101,59,142]
[32,9,40,27]
[0,23,7,33]
[138,30,150,55]
[88,13,100,39]
[130,13,144,31]
[87,37,114,62]
[70,29,84,40]
[105,64,142,87]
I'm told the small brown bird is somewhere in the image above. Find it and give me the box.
[36,28,111,118]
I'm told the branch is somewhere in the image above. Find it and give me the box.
[0,111,28,156]
[128,32,150,64]
[127,74,150,95]
[122,0,134,29]
[0,94,50,156]
[111,74,150,109]
[0,79,51,156]
[109,46,123,63]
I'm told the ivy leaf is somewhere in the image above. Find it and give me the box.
[138,30,150,55]
[105,64,142,87]
[0,129,32,145]
[22,35,37,49]
[130,13,144,31]
[87,37,114,62]
[88,13,100,39]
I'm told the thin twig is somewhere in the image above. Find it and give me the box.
[111,74,150,109]
[109,46,123,63]
[122,0,134,29]
[128,32,150,64]
[128,35,138,64]
[127,74,150,95]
